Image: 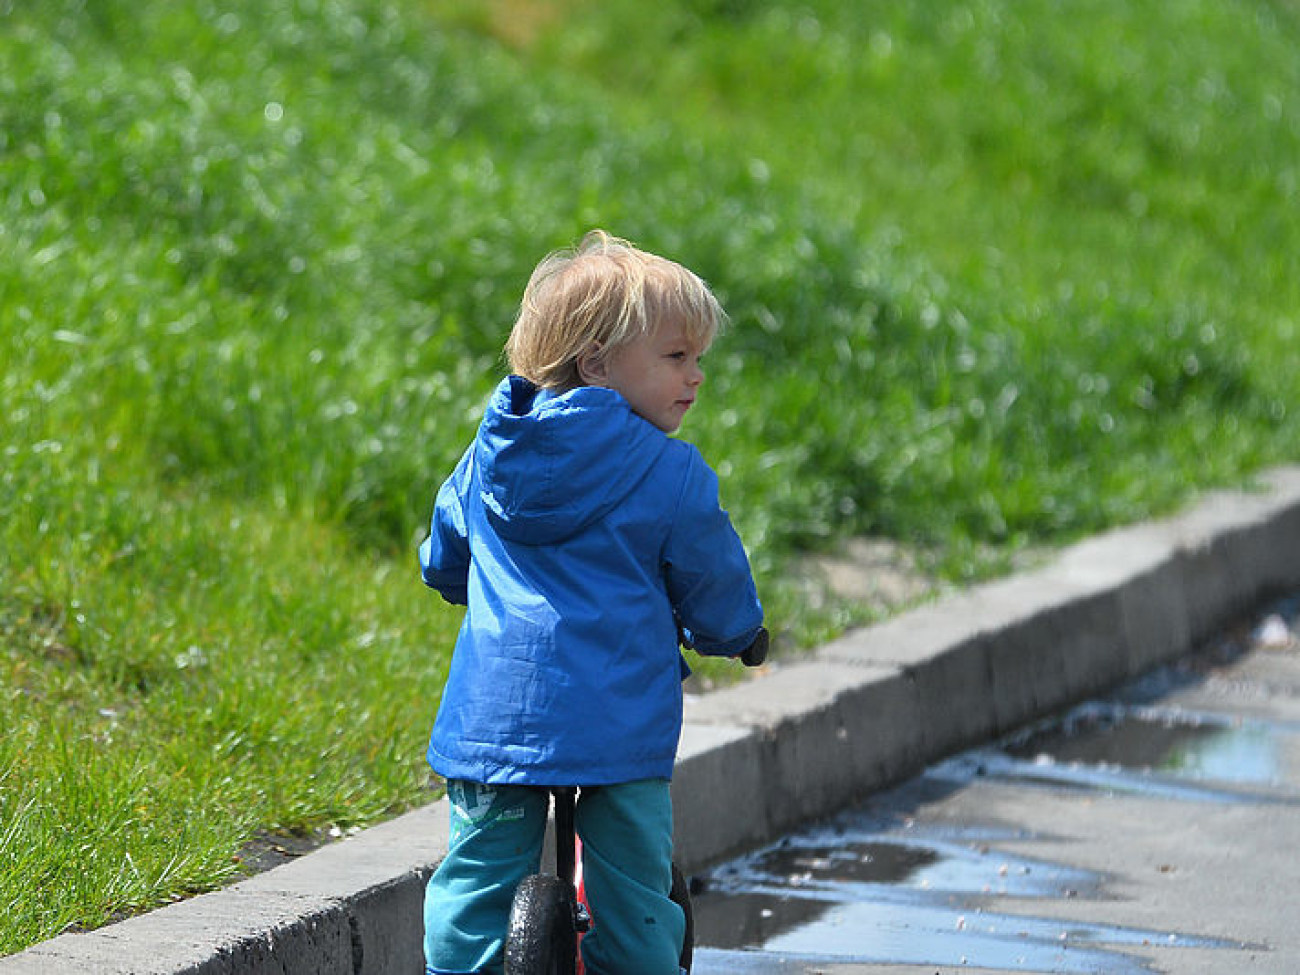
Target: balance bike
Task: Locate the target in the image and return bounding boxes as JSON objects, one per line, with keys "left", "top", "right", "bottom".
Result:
{"left": 503, "top": 628, "right": 769, "bottom": 975}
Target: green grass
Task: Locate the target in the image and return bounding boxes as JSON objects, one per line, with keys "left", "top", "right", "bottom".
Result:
{"left": 464, "top": 0, "right": 1300, "bottom": 547}
{"left": 3, "top": 0, "right": 1299, "bottom": 954}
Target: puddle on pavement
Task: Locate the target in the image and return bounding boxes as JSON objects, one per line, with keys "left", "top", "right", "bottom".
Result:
{"left": 700, "top": 820, "right": 1100, "bottom": 905}
{"left": 1002, "top": 702, "right": 1283, "bottom": 785}
{"left": 693, "top": 638, "right": 1295, "bottom": 972}
{"left": 945, "top": 698, "right": 1300, "bottom": 809}
{"left": 691, "top": 811, "right": 1235, "bottom": 974}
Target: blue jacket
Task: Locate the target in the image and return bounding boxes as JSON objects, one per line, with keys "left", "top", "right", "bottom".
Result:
{"left": 420, "top": 376, "right": 763, "bottom": 786}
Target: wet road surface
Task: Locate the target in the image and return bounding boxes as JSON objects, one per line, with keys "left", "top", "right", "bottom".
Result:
{"left": 689, "top": 597, "right": 1300, "bottom": 974}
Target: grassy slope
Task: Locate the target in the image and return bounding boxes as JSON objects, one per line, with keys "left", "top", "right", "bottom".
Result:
{"left": 465, "top": 0, "right": 1300, "bottom": 546}
{"left": 3, "top": 0, "right": 1299, "bottom": 952}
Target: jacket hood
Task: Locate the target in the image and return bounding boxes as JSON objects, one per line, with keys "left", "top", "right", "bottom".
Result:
{"left": 474, "top": 376, "right": 670, "bottom": 544}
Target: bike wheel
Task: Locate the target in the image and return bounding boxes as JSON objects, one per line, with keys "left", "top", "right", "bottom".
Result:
{"left": 670, "top": 863, "right": 694, "bottom": 973}
{"left": 504, "top": 873, "right": 576, "bottom": 975}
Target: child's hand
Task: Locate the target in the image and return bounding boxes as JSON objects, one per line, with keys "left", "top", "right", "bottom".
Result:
{"left": 740, "top": 628, "right": 769, "bottom": 667}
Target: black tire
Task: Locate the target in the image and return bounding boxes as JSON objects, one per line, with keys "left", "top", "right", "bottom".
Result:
{"left": 670, "top": 862, "right": 694, "bottom": 973}
{"left": 504, "top": 873, "right": 576, "bottom": 975}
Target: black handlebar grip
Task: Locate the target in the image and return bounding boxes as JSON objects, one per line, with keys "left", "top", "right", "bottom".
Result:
{"left": 740, "top": 627, "right": 769, "bottom": 667}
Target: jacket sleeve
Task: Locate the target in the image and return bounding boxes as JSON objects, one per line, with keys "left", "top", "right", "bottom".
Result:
{"left": 663, "top": 448, "right": 763, "bottom": 656}
{"left": 418, "top": 447, "right": 473, "bottom": 605}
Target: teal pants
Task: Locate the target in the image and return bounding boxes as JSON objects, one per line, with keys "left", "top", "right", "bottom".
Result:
{"left": 424, "top": 778, "right": 685, "bottom": 975}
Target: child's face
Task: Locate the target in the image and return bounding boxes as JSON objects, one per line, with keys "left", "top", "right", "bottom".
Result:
{"left": 595, "top": 317, "right": 706, "bottom": 433}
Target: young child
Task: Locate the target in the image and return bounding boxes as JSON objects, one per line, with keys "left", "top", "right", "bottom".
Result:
{"left": 419, "top": 230, "right": 764, "bottom": 975}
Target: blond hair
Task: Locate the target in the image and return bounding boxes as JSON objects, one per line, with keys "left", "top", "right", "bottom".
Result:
{"left": 505, "top": 230, "right": 726, "bottom": 390}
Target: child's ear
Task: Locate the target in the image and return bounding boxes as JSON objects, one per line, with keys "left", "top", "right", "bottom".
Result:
{"left": 576, "top": 343, "right": 607, "bottom": 386}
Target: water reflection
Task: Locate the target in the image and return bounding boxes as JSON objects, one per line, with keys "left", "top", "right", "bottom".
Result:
{"left": 1003, "top": 702, "right": 1283, "bottom": 785}
{"left": 691, "top": 810, "right": 1233, "bottom": 974}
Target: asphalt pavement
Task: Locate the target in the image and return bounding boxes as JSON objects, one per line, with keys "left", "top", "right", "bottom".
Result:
{"left": 689, "top": 596, "right": 1300, "bottom": 973}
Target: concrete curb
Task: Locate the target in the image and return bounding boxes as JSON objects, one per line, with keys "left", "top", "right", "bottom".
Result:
{"left": 8, "top": 465, "right": 1300, "bottom": 974}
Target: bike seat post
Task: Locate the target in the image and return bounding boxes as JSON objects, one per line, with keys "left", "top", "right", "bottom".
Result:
{"left": 552, "top": 787, "right": 578, "bottom": 884}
